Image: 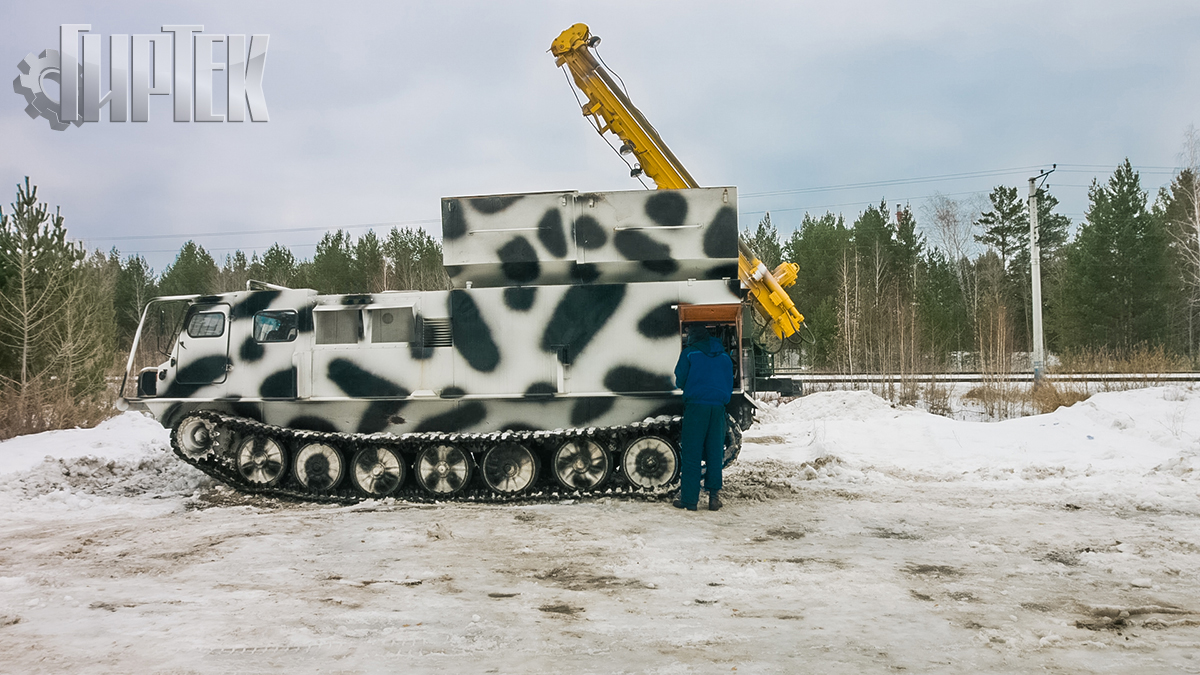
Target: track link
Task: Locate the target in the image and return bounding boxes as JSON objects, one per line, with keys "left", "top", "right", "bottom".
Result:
{"left": 172, "top": 411, "right": 702, "bottom": 504}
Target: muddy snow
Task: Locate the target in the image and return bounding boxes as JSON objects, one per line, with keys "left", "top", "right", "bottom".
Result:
{"left": 2, "top": 388, "right": 1199, "bottom": 674}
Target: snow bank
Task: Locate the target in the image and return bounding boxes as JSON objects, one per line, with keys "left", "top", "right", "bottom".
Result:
{"left": 738, "top": 386, "right": 1200, "bottom": 512}
{"left": 0, "top": 389, "right": 1197, "bottom": 512}
{"left": 0, "top": 412, "right": 209, "bottom": 510}
{"left": 748, "top": 386, "right": 1200, "bottom": 478}
{"left": 0, "top": 412, "right": 169, "bottom": 476}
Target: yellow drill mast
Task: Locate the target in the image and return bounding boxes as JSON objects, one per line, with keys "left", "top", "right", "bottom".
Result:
{"left": 551, "top": 23, "right": 805, "bottom": 339}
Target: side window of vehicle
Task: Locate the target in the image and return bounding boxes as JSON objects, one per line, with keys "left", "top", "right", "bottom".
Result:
{"left": 253, "top": 310, "right": 299, "bottom": 343}
{"left": 186, "top": 311, "right": 225, "bottom": 338}
{"left": 315, "top": 309, "right": 363, "bottom": 345}
{"left": 371, "top": 308, "right": 415, "bottom": 343}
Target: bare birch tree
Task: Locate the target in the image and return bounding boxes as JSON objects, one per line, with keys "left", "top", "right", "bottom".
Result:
{"left": 1164, "top": 126, "right": 1200, "bottom": 359}
{"left": 923, "top": 193, "right": 982, "bottom": 323}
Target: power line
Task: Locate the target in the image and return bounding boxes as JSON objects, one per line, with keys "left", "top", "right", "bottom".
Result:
{"left": 741, "top": 165, "right": 1046, "bottom": 198}
{"left": 1056, "top": 163, "right": 1179, "bottom": 171}
{"left": 741, "top": 163, "right": 1181, "bottom": 199}
{"left": 122, "top": 242, "right": 321, "bottom": 256}
{"left": 739, "top": 189, "right": 990, "bottom": 218}
{"left": 81, "top": 218, "right": 441, "bottom": 243}
{"left": 81, "top": 162, "right": 1186, "bottom": 256}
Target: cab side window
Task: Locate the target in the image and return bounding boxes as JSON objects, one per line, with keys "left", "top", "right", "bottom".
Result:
{"left": 253, "top": 310, "right": 298, "bottom": 343}
{"left": 186, "top": 311, "right": 225, "bottom": 338}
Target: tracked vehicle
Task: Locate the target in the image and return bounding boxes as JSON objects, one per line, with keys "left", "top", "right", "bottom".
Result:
{"left": 116, "top": 24, "right": 806, "bottom": 502}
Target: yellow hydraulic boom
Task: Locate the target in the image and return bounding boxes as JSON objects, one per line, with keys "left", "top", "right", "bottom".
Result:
{"left": 551, "top": 23, "right": 805, "bottom": 339}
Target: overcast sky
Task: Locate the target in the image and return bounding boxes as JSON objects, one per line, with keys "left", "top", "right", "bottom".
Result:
{"left": 3, "top": 1, "right": 1199, "bottom": 272}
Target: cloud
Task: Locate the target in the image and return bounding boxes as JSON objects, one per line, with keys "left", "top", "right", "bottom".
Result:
{"left": 1, "top": 0, "right": 1198, "bottom": 269}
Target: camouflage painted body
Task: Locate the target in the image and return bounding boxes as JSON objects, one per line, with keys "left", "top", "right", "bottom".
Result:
{"left": 125, "top": 187, "right": 754, "bottom": 499}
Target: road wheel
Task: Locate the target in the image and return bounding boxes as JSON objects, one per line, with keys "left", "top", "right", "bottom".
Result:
{"left": 415, "top": 444, "right": 472, "bottom": 496}
{"left": 350, "top": 446, "right": 405, "bottom": 497}
{"left": 235, "top": 435, "right": 286, "bottom": 487}
{"left": 552, "top": 439, "right": 610, "bottom": 491}
{"left": 621, "top": 436, "right": 678, "bottom": 489}
{"left": 294, "top": 442, "right": 344, "bottom": 491}
{"left": 481, "top": 442, "right": 539, "bottom": 495}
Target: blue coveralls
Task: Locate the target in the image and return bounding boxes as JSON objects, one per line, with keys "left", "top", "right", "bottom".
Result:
{"left": 673, "top": 332, "right": 734, "bottom": 507}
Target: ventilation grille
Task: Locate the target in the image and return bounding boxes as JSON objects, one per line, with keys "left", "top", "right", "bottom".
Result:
{"left": 423, "top": 318, "right": 453, "bottom": 348}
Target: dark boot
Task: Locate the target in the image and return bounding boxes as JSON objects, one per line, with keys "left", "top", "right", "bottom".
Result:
{"left": 673, "top": 499, "right": 698, "bottom": 511}
{"left": 708, "top": 491, "right": 722, "bottom": 511}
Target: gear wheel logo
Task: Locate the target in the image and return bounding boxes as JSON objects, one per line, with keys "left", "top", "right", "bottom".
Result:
{"left": 13, "top": 49, "right": 82, "bottom": 131}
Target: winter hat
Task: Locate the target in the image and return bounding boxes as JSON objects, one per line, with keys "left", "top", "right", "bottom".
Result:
{"left": 686, "top": 324, "right": 710, "bottom": 345}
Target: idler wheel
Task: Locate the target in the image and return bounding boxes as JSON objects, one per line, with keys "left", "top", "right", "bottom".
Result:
{"left": 481, "top": 442, "right": 539, "bottom": 495}
{"left": 415, "top": 444, "right": 472, "bottom": 496}
{"left": 552, "top": 439, "right": 610, "bottom": 491}
{"left": 350, "top": 446, "right": 405, "bottom": 497}
{"left": 235, "top": 435, "right": 286, "bottom": 487}
{"left": 621, "top": 435, "right": 678, "bottom": 489}
{"left": 175, "top": 415, "right": 216, "bottom": 460}
{"left": 294, "top": 442, "right": 344, "bottom": 491}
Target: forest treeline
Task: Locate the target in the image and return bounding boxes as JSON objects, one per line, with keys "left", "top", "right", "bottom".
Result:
{"left": 0, "top": 181, "right": 450, "bottom": 437}
{"left": 747, "top": 151, "right": 1200, "bottom": 375}
{"left": 0, "top": 141, "right": 1197, "bottom": 436}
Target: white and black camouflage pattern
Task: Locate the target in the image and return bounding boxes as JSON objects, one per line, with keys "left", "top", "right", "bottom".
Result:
{"left": 133, "top": 187, "right": 754, "bottom": 436}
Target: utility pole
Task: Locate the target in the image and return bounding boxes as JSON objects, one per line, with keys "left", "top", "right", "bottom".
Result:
{"left": 1028, "top": 165, "right": 1055, "bottom": 387}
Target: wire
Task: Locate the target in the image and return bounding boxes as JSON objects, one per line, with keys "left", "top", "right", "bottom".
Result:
{"left": 738, "top": 189, "right": 990, "bottom": 217}
{"left": 1057, "top": 163, "right": 1180, "bottom": 171}
{"left": 741, "top": 163, "right": 1182, "bottom": 199}
{"left": 561, "top": 64, "right": 650, "bottom": 189}
{"left": 594, "top": 46, "right": 631, "bottom": 99}
{"left": 561, "top": 67, "right": 589, "bottom": 123}
{"left": 115, "top": 242, "right": 320, "bottom": 255}
{"left": 789, "top": 322, "right": 817, "bottom": 346}
{"left": 592, "top": 43, "right": 676, "bottom": 188}
{"left": 741, "top": 166, "right": 1045, "bottom": 198}
{"left": 84, "top": 218, "right": 441, "bottom": 243}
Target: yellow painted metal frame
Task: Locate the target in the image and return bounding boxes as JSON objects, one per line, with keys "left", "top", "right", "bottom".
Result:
{"left": 551, "top": 23, "right": 805, "bottom": 338}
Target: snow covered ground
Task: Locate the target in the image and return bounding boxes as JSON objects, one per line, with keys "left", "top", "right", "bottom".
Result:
{"left": 1, "top": 388, "right": 1199, "bottom": 674}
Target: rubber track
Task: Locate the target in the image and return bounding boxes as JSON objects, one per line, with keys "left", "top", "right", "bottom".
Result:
{"left": 172, "top": 410, "right": 693, "bottom": 505}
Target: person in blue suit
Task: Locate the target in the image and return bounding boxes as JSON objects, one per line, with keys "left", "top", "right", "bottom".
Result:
{"left": 673, "top": 324, "right": 734, "bottom": 511}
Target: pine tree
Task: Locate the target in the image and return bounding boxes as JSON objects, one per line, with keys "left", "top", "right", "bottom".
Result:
{"left": 782, "top": 212, "right": 851, "bottom": 365}
{"left": 747, "top": 212, "right": 782, "bottom": 270}
{"left": 354, "top": 230, "right": 387, "bottom": 292}
{"left": 384, "top": 226, "right": 449, "bottom": 291}
{"left": 309, "top": 230, "right": 356, "bottom": 293}
{"left": 113, "top": 252, "right": 156, "bottom": 346}
{"left": 249, "top": 243, "right": 299, "bottom": 287}
{"left": 975, "top": 186, "right": 1027, "bottom": 271}
{"left": 852, "top": 201, "right": 893, "bottom": 308}
{"left": 1004, "top": 188, "right": 1071, "bottom": 273}
{"left": 916, "top": 248, "right": 969, "bottom": 353}
{"left": 215, "top": 250, "right": 250, "bottom": 292}
{"left": 56, "top": 250, "right": 117, "bottom": 398}
{"left": 159, "top": 241, "right": 217, "bottom": 296}
{"left": 892, "top": 205, "right": 923, "bottom": 293}
{"left": 0, "top": 178, "right": 112, "bottom": 431}
{"left": 1061, "top": 160, "right": 1173, "bottom": 350}
{"left": 0, "top": 178, "right": 84, "bottom": 402}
